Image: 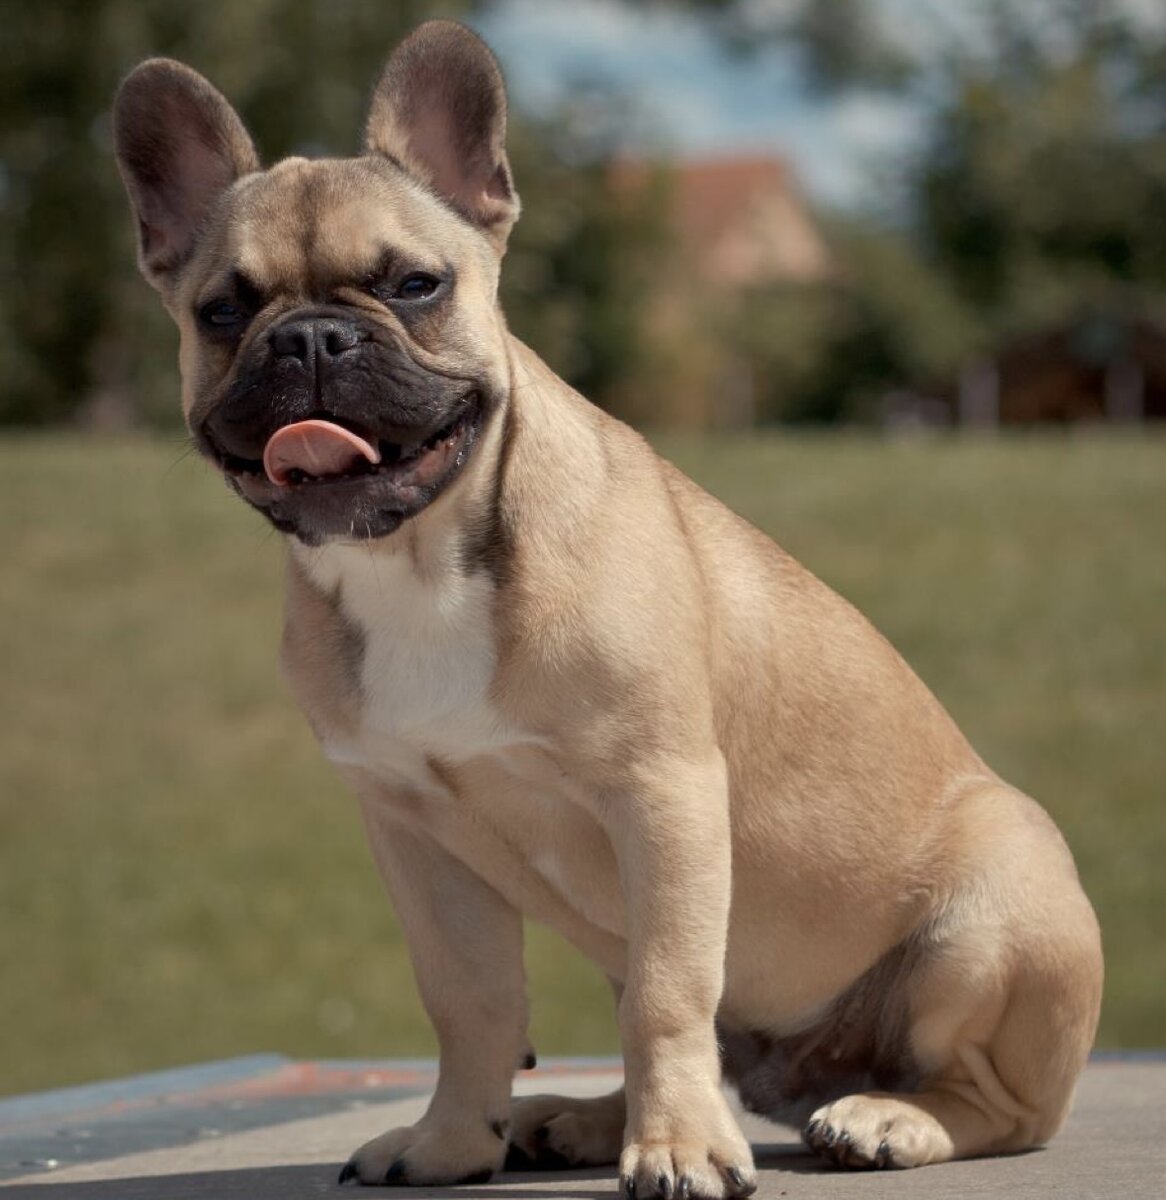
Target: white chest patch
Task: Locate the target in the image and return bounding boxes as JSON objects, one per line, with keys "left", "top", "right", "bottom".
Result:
{"left": 298, "top": 541, "right": 535, "bottom": 789}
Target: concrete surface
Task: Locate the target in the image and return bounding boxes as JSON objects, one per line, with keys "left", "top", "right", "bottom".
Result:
{"left": 2, "top": 1056, "right": 1163, "bottom": 1198}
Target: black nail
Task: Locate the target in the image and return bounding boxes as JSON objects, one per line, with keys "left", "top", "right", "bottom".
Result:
{"left": 876, "top": 1138, "right": 893, "bottom": 1169}
{"left": 821, "top": 1125, "right": 836, "bottom": 1147}
{"left": 658, "top": 1173, "right": 673, "bottom": 1199}
{"left": 804, "top": 1118, "right": 821, "bottom": 1142}
{"left": 337, "top": 1159, "right": 358, "bottom": 1185}
{"left": 383, "top": 1159, "right": 406, "bottom": 1185}
{"left": 728, "top": 1165, "right": 757, "bottom": 1196}
{"left": 677, "top": 1176, "right": 692, "bottom": 1200}
{"left": 491, "top": 1119, "right": 508, "bottom": 1140}
{"left": 621, "top": 1174, "right": 637, "bottom": 1199}
{"left": 523, "top": 1051, "right": 537, "bottom": 1070}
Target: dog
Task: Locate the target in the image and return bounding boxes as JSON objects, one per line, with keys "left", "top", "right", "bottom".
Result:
{"left": 113, "top": 20, "right": 1102, "bottom": 1198}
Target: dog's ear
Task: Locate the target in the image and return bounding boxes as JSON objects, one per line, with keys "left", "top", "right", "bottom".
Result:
{"left": 365, "top": 20, "right": 519, "bottom": 253}
{"left": 113, "top": 59, "right": 259, "bottom": 290}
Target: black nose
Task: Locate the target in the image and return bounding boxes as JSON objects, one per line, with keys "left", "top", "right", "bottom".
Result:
{"left": 269, "top": 317, "right": 363, "bottom": 365}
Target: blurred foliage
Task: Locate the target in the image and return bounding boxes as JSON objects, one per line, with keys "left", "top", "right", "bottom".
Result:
{"left": 918, "top": 11, "right": 1166, "bottom": 328}
{"left": 0, "top": 0, "right": 477, "bottom": 427}
{"left": 683, "top": 0, "right": 1166, "bottom": 424}
{"left": 0, "top": 0, "right": 669, "bottom": 431}
{"left": 502, "top": 100, "right": 674, "bottom": 422}
{"left": 680, "top": 0, "right": 913, "bottom": 90}
{"left": 5, "top": 0, "right": 1166, "bottom": 428}
{"left": 715, "top": 227, "right": 976, "bottom": 424}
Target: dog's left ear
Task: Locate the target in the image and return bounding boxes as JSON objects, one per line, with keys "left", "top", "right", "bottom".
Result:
{"left": 366, "top": 20, "right": 519, "bottom": 253}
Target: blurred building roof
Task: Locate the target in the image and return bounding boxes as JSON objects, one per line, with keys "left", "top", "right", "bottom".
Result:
{"left": 611, "top": 154, "right": 835, "bottom": 289}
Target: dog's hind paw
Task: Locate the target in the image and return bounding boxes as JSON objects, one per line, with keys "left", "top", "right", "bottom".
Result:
{"left": 803, "top": 1093, "right": 955, "bottom": 1169}
{"left": 507, "top": 1090, "right": 625, "bottom": 1170}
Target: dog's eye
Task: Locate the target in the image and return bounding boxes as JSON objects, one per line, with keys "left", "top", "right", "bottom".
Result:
{"left": 364, "top": 269, "right": 445, "bottom": 307}
{"left": 199, "top": 300, "right": 248, "bottom": 329}
{"left": 395, "top": 273, "right": 441, "bottom": 301}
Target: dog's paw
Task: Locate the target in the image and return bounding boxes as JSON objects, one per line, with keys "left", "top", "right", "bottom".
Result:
{"left": 618, "top": 1103, "right": 756, "bottom": 1200}
{"left": 338, "top": 1116, "right": 506, "bottom": 1186}
{"left": 803, "top": 1093, "right": 954, "bottom": 1170}
{"left": 506, "top": 1091, "right": 624, "bottom": 1170}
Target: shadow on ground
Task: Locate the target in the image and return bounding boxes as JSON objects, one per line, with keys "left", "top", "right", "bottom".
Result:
{"left": 1, "top": 1148, "right": 829, "bottom": 1200}
{"left": 1, "top": 1163, "right": 612, "bottom": 1200}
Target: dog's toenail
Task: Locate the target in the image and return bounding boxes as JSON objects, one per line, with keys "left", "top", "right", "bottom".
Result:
{"left": 658, "top": 1173, "right": 673, "bottom": 1198}
{"left": 338, "top": 1159, "right": 358, "bottom": 1185}
{"left": 729, "top": 1165, "right": 757, "bottom": 1197}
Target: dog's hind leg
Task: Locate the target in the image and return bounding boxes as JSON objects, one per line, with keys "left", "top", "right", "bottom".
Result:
{"left": 508, "top": 978, "right": 625, "bottom": 1170}
{"left": 804, "top": 791, "right": 1102, "bottom": 1169}
{"left": 507, "top": 1086, "right": 626, "bottom": 1169}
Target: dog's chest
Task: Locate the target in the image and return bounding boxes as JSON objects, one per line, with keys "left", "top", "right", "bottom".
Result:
{"left": 295, "top": 544, "right": 624, "bottom": 937}
{"left": 300, "top": 543, "right": 533, "bottom": 784}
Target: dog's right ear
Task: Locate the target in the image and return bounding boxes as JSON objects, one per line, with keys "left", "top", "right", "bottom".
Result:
{"left": 113, "top": 60, "right": 259, "bottom": 291}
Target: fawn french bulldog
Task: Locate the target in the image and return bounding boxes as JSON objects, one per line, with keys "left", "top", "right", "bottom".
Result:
{"left": 113, "top": 20, "right": 1102, "bottom": 1197}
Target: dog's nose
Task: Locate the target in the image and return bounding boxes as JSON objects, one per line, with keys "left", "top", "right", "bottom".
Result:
{"left": 269, "top": 317, "right": 363, "bottom": 365}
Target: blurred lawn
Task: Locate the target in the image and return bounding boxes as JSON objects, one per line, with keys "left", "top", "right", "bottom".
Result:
{"left": 1, "top": 430, "right": 1162, "bottom": 1097}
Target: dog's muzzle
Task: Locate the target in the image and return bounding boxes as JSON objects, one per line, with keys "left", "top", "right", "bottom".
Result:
{"left": 196, "top": 311, "right": 486, "bottom": 543}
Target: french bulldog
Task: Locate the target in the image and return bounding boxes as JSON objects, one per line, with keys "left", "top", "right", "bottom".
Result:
{"left": 113, "top": 20, "right": 1102, "bottom": 1198}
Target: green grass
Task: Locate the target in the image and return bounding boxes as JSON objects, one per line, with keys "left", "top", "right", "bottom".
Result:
{"left": 1, "top": 430, "right": 1162, "bottom": 1097}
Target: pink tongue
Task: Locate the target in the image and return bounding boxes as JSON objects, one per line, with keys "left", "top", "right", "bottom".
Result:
{"left": 262, "top": 420, "right": 381, "bottom": 485}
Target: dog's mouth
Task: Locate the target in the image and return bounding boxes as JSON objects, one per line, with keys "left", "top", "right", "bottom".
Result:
{"left": 205, "top": 395, "right": 483, "bottom": 541}
{"left": 218, "top": 403, "right": 478, "bottom": 501}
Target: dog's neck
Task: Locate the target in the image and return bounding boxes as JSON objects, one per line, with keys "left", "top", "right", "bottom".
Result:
{"left": 291, "top": 333, "right": 611, "bottom": 593}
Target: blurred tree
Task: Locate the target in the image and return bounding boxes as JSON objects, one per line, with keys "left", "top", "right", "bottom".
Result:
{"left": 0, "top": 0, "right": 673, "bottom": 430}
{"left": 916, "top": 3, "right": 1166, "bottom": 333}
{"left": 684, "top": 0, "right": 1166, "bottom": 423}
{"left": 8, "top": 0, "right": 1166, "bottom": 429}
{"left": 503, "top": 93, "right": 673, "bottom": 424}
{"left": 681, "top": 0, "right": 915, "bottom": 91}
{"left": 0, "top": 1, "right": 475, "bottom": 427}
{"left": 725, "top": 225, "right": 976, "bottom": 424}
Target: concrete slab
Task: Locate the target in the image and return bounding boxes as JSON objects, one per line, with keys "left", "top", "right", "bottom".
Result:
{"left": 2, "top": 1057, "right": 1163, "bottom": 1198}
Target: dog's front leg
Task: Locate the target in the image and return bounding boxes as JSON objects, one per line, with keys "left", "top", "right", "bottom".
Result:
{"left": 610, "top": 753, "right": 757, "bottom": 1200}
{"left": 339, "top": 785, "right": 525, "bottom": 1188}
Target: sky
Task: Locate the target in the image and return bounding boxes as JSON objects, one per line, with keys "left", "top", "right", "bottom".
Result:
{"left": 474, "top": 0, "right": 928, "bottom": 212}
{"left": 475, "top": 0, "right": 1166, "bottom": 213}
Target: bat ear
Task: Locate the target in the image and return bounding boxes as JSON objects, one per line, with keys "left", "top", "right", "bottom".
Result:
{"left": 365, "top": 20, "right": 519, "bottom": 253}
{"left": 113, "top": 58, "right": 259, "bottom": 289}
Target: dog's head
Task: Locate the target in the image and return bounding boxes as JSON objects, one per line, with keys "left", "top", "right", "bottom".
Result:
{"left": 114, "top": 21, "right": 519, "bottom": 544}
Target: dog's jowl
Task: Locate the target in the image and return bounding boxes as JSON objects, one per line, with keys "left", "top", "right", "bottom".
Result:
{"left": 114, "top": 20, "right": 1102, "bottom": 1198}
